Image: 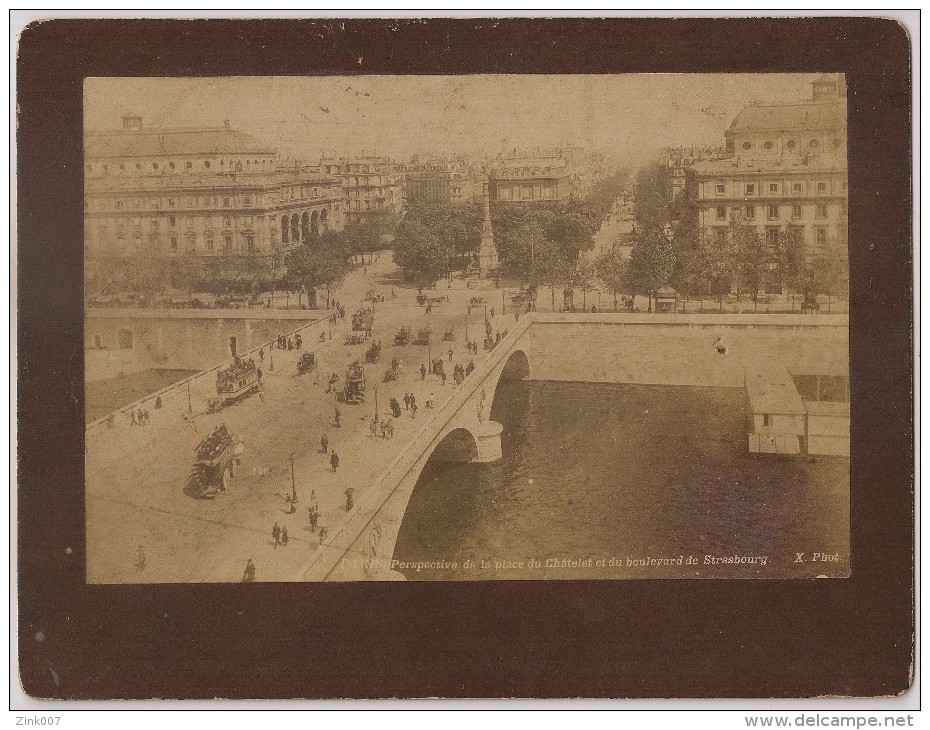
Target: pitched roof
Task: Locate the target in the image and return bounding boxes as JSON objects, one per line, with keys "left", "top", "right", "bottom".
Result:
{"left": 726, "top": 101, "right": 846, "bottom": 135}
{"left": 85, "top": 126, "right": 276, "bottom": 159}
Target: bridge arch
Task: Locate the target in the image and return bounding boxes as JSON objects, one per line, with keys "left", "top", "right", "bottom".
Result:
{"left": 482, "top": 348, "right": 531, "bottom": 423}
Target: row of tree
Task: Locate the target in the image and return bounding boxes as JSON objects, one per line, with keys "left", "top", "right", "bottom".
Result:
{"left": 617, "top": 162, "right": 849, "bottom": 311}
{"left": 391, "top": 168, "right": 633, "bottom": 296}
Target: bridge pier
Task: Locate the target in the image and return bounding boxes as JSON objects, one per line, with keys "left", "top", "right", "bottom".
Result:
{"left": 473, "top": 420, "right": 504, "bottom": 462}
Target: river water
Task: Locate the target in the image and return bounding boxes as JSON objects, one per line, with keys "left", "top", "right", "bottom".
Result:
{"left": 392, "top": 381, "right": 849, "bottom": 581}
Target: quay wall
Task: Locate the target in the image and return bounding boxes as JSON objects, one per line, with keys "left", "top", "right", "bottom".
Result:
{"left": 84, "top": 308, "right": 325, "bottom": 380}
{"left": 520, "top": 313, "right": 849, "bottom": 388}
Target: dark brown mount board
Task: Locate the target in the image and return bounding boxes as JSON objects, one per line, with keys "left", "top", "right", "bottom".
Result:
{"left": 16, "top": 17, "right": 913, "bottom": 699}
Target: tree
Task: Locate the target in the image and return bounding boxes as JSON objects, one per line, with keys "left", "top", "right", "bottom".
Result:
{"left": 596, "top": 246, "right": 628, "bottom": 311}
{"left": 392, "top": 220, "right": 451, "bottom": 287}
{"left": 774, "top": 228, "right": 807, "bottom": 310}
{"left": 285, "top": 232, "right": 350, "bottom": 308}
{"left": 728, "top": 212, "right": 769, "bottom": 309}
{"left": 574, "top": 257, "right": 597, "bottom": 311}
{"left": 625, "top": 228, "right": 675, "bottom": 312}
{"left": 699, "top": 228, "right": 736, "bottom": 312}
{"left": 669, "top": 185, "right": 702, "bottom": 310}
{"left": 633, "top": 161, "right": 672, "bottom": 233}
{"left": 810, "top": 239, "right": 849, "bottom": 312}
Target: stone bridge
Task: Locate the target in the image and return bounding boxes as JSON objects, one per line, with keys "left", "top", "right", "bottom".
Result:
{"left": 296, "top": 311, "right": 848, "bottom": 582}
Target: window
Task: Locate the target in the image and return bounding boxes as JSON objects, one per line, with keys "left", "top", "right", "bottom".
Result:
{"left": 816, "top": 204, "right": 828, "bottom": 219}
{"left": 715, "top": 228, "right": 728, "bottom": 244}
{"left": 809, "top": 139, "right": 819, "bottom": 148}
{"left": 715, "top": 206, "right": 726, "bottom": 220}
{"left": 169, "top": 217, "right": 176, "bottom": 227}
{"left": 186, "top": 161, "right": 192, "bottom": 170}
{"left": 169, "top": 235, "right": 178, "bottom": 251}
{"left": 792, "top": 182, "right": 803, "bottom": 193}
{"left": 133, "top": 198, "right": 141, "bottom": 209}
{"left": 763, "top": 141, "right": 773, "bottom": 150}
{"left": 243, "top": 195, "right": 252, "bottom": 208}
{"left": 815, "top": 228, "right": 827, "bottom": 248}
{"left": 204, "top": 160, "right": 211, "bottom": 168}
{"left": 741, "top": 141, "right": 752, "bottom": 151}
{"left": 766, "top": 228, "right": 779, "bottom": 251}
{"left": 223, "top": 233, "right": 232, "bottom": 250}
{"left": 245, "top": 234, "right": 255, "bottom": 252}
{"left": 745, "top": 183, "right": 755, "bottom": 196}
{"left": 187, "top": 196, "right": 195, "bottom": 207}
{"left": 168, "top": 198, "right": 176, "bottom": 207}
{"left": 205, "top": 233, "right": 214, "bottom": 251}
{"left": 786, "top": 139, "right": 796, "bottom": 150}
{"left": 152, "top": 163, "right": 159, "bottom": 170}
{"left": 223, "top": 217, "right": 231, "bottom": 227}
{"left": 169, "top": 162, "right": 175, "bottom": 170}
{"left": 768, "top": 183, "right": 778, "bottom": 193}
{"left": 151, "top": 219, "right": 159, "bottom": 230}
{"left": 763, "top": 414, "right": 772, "bottom": 427}
{"left": 715, "top": 183, "right": 725, "bottom": 195}
{"left": 243, "top": 216, "right": 253, "bottom": 227}
{"left": 118, "top": 329, "right": 133, "bottom": 350}
{"left": 767, "top": 205, "right": 779, "bottom": 220}
{"left": 115, "top": 201, "right": 123, "bottom": 210}
{"left": 223, "top": 197, "right": 231, "bottom": 207}
{"left": 792, "top": 205, "right": 803, "bottom": 219}
{"left": 745, "top": 205, "right": 755, "bottom": 220}
{"left": 832, "top": 138, "right": 842, "bottom": 149}
{"left": 816, "top": 182, "right": 827, "bottom": 193}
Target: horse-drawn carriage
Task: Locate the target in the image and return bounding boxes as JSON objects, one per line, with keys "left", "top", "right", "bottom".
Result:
{"left": 345, "top": 332, "right": 365, "bottom": 345}
{"left": 442, "top": 328, "right": 455, "bottom": 341}
{"left": 297, "top": 352, "right": 317, "bottom": 374}
{"left": 365, "top": 340, "right": 382, "bottom": 363}
{"left": 415, "top": 326, "right": 432, "bottom": 345}
{"left": 383, "top": 359, "right": 402, "bottom": 382}
{"left": 352, "top": 309, "right": 374, "bottom": 332}
{"left": 394, "top": 326, "right": 411, "bottom": 346}
{"left": 207, "top": 358, "right": 261, "bottom": 413}
{"left": 193, "top": 424, "right": 244, "bottom": 497}
{"left": 343, "top": 361, "right": 366, "bottom": 404}
{"left": 469, "top": 296, "right": 485, "bottom": 308}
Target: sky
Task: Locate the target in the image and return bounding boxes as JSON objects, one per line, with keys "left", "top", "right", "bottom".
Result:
{"left": 85, "top": 74, "right": 825, "bottom": 164}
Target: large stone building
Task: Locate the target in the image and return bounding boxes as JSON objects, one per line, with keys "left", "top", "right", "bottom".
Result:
{"left": 403, "top": 158, "right": 480, "bottom": 206}
{"left": 84, "top": 116, "right": 345, "bottom": 293}
{"left": 320, "top": 154, "right": 402, "bottom": 226}
{"left": 489, "top": 151, "right": 570, "bottom": 205}
{"left": 688, "top": 75, "right": 848, "bottom": 288}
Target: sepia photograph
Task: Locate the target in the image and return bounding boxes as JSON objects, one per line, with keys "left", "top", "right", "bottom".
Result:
{"left": 82, "top": 73, "right": 850, "bottom": 585}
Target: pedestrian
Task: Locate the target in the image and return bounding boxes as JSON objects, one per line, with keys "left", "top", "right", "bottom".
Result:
{"left": 403, "top": 393, "right": 410, "bottom": 411}
{"left": 370, "top": 417, "right": 379, "bottom": 438}
{"left": 131, "top": 409, "right": 138, "bottom": 426}
{"left": 320, "top": 433, "right": 329, "bottom": 453}
{"left": 256, "top": 367, "right": 263, "bottom": 382}
{"left": 330, "top": 451, "right": 339, "bottom": 472}
{"left": 259, "top": 347, "right": 264, "bottom": 362}
{"left": 285, "top": 495, "right": 294, "bottom": 514}
{"left": 491, "top": 307, "right": 495, "bottom": 319}
{"left": 155, "top": 395, "right": 162, "bottom": 409}
{"left": 345, "top": 491, "right": 354, "bottom": 511}
{"left": 448, "top": 348, "right": 454, "bottom": 362}
{"left": 281, "top": 526, "right": 289, "bottom": 546}
{"left": 334, "top": 407, "right": 341, "bottom": 428}
{"left": 272, "top": 522, "right": 281, "bottom": 547}
{"left": 420, "top": 363, "right": 427, "bottom": 380}
{"left": 440, "top": 370, "right": 447, "bottom": 386}
{"left": 318, "top": 525, "right": 327, "bottom": 544}
{"left": 143, "top": 409, "right": 150, "bottom": 425}
{"left": 308, "top": 506, "right": 318, "bottom": 532}
{"left": 242, "top": 558, "right": 255, "bottom": 583}
{"left": 380, "top": 419, "right": 388, "bottom": 439}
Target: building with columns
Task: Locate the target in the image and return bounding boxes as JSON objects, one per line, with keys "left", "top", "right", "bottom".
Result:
{"left": 688, "top": 75, "right": 848, "bottom": 290}
{"left": 84, "top": 116, "right": 345, "bottom": 293}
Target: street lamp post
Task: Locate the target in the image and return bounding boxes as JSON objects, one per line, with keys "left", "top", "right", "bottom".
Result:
{"left": 269, "top": 341, "right": 275, "bottom": 371}
{"left": 502, "top": 288, "right": 506, "bottom": 314}
{"left": 187, "top": 382, "right": 192, "bottom": 414}
{"left": 289, "top": 453, "right": 296, "bottom": 502}
{"left": 374, "top": 384, "right": 379, "bottom": 423}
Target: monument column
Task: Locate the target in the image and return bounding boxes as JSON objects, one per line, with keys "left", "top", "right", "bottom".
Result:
{"left": 478, "top": 178, "right": 499, "bottom": 279}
